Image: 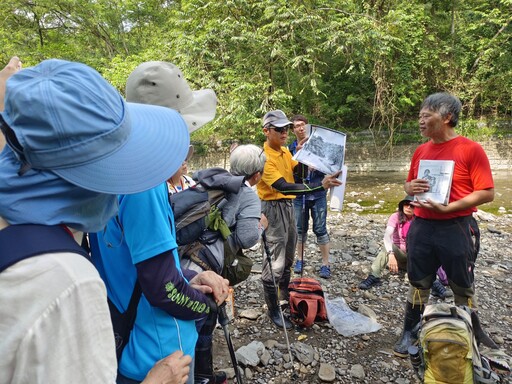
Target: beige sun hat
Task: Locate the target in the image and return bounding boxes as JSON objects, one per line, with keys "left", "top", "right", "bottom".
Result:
{"left": 126, "top": 61, "right": 217, "bottom": 133}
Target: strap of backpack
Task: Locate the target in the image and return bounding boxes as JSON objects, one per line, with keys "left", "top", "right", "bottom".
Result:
{"left": 292, "top": 297, "right": 319, "bottom": 327}
{"left": 0, "top": 224, "right": 89, "bottom": 272}
{"left": 303, "top": 299, "right": 318, "bottom": 326}
{"left": 123, "top": 280, "right": 142, "bottom": 328}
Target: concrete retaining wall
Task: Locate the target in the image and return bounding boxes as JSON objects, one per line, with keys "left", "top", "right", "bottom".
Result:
{"left": 1, "top": 133, "right": 510, "bottom": 173}
{"left": 191, "top": 138, "right": 512, "bottom": 173}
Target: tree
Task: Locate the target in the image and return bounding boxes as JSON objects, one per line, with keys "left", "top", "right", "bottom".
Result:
{"left": 1, "top": 0, "right": 510, "bottom": 152}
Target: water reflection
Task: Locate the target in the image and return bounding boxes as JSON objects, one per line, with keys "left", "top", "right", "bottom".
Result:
{"left": 343, "top": 171, "right": 511, "bottom": 214}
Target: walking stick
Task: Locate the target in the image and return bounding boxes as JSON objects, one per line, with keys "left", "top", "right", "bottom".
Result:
{"left": 299, "top": 193, "right": 306, "bottom": 277}
{"left": 261, "top": 231, "right": 294, "bottom": 364}
{"left": 218, "top": 302, "right": 244, "bottom": 384}
{"left": 297, "top": 165, "right": 309, "bottom": 276}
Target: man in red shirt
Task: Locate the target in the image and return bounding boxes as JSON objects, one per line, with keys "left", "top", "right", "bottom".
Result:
{"left": 393, "top": 92, "right": 494, "bottom": 357}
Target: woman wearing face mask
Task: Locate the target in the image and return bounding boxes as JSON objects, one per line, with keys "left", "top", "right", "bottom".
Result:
{"left": 358, "top": 196, "right": 450, "bottom": 300}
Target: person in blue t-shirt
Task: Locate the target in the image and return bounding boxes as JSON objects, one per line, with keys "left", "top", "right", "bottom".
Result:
{"left": 90, "top": 61, "right": 229, "bottom": 384}
{"left": 288, "top": 114, "right": 332, "bottom": 279}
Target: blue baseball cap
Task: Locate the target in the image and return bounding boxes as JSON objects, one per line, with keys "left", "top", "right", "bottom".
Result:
{"left": 1, "top": 59, "right": 190, "bottom": 194}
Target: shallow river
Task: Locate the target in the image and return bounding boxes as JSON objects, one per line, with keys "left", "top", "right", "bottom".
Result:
{"left": 342, "top": 171, "right": 511, "bottom": 214}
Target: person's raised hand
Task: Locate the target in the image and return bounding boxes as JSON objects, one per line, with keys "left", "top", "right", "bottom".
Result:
{"left": 189, "top": 270, "right": 230, "bottom": 305}
{"left": 142, "top": 350, "right": 192, "bottom": 384}
{"left": 295, "top": 136, "right": 309, "bottom": 152}
{"left": 321, "top": 170, "right": 343, "bottom": 190}
{"left": 0, "top": 57, "right": 22, "bottom": 112}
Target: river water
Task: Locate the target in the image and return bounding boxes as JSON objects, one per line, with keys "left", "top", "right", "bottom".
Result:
{"left": 343, "top": 171, "right": 511, "bottom": 214}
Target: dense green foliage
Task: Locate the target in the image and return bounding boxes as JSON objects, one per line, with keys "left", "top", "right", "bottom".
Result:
{"left": 1, "top": 0, "right": 511, "bottom": 150}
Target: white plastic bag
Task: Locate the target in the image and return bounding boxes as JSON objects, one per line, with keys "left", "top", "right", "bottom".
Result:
{"left": 325, "top": 295, "right": 382, "bottom": 337}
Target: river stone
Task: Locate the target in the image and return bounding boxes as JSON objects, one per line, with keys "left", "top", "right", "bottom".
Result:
{"left": 292, "top": 342, "right": 315, "bottom": 365}
{"left": 358, "top": 303, "right": 378, "bottom": 320}
{"left": 350, "top": 364, "right": 365, "bottom": 379}
{"left": 318, "top": 362, "right": 336, "bottom": 382}
{"left": 239, "top": 308, "right": 261, "bottom": 320}
{"left": 235, "top": 341, "right": 265, "bottom": 367}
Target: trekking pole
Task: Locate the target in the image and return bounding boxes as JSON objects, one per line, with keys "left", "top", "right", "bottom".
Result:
{"left": 299, "top": 193, "right": 306, "bottom": 277}
{"left": 217, "top": 302, "right": 244, "bottom": 384}
{"left": 261, "top": 231, "right": 294, "bottom": 364}
{"left": 298, "top": 167, "right": 309, "bottom": 277}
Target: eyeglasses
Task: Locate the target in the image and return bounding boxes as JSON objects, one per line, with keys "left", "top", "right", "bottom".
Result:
{"left": 293, "top": 122, "right": 306, "bottom": 129}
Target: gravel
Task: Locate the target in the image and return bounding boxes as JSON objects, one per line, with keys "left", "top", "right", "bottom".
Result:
{"left": 212, "top": 210, "right": 512, "bottom": 383}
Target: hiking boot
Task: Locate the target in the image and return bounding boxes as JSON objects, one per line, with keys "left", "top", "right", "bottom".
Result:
{"left": 195, "top": 330, "right": 228, "bottom": 384}
{"left": 294, "top": 259, "right": 304, "bottom": 274}
{"left": 195, "top": 372, "right": 227, "bottom": 384}
{"left": 263, "top": 283, "right": 293, "bottom": 329}
{"left": 268, "top": 306, "right": 293, "bottom": 329}
{"left": 319, "top": 265, "right": 331, "bottom": 279}
{"left": 394, "top": 302, "right": 423, "bottom": 358}
{"left": 431, "top": 279, "right": 451, "bottom": 299}
{"left": 358, "top": 274, "right": 381, "bottom": 290}
{"left": 393, "top": 331, "right": 415, "bottom": 358}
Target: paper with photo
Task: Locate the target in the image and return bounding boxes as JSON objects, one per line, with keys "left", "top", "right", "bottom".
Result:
{"left": 293, "top": 125, "right": 346, "bottom": 175}
{"left": 416, "top": 159, "right": 455, "bottom": 205}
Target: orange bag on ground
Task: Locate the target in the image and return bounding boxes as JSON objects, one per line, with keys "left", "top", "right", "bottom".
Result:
{"left": 288, "top": 277, "right": 328, "bottom": 327}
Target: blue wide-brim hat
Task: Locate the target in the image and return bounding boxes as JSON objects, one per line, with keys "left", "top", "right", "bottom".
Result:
{"left": 1, "top": 59, "right": 190, "bottom": 194}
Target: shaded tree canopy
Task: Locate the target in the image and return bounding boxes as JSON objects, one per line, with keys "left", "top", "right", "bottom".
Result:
{"left": 1, "top": 0, "right": 511, "bottom": 152}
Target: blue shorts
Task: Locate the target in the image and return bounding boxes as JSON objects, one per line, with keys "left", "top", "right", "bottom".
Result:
{"left": 293, "top": 196, "right": 329, "bottom": 244}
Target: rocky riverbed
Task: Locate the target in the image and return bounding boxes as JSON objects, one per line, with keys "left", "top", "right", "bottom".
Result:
{"left": 211, "top": 209, "right": 512, "bottom": 383}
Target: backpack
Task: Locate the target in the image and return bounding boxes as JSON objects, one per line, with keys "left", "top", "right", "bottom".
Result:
{"left": 288, "top": 277, "right": 328, "bottom": 327}
{"left": 0, "top": 224, "right": 89, "bottom": 272}
{"left": 221, "top": 239, "right": 253, "bottom": 286}
{"left": 107, "top": 280, "right": 141, "bottom": 361}
{"left": 172, "top": 168, "right": 254, "bottom": 285}
{"left": 411, "top": 303, "right": 499, "bottom": 384}
{"left": 170, "top": 167, "right": 245, "bottom": 246}
{"left": 1, "top": 224, "right": 145, "bottom": 364}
